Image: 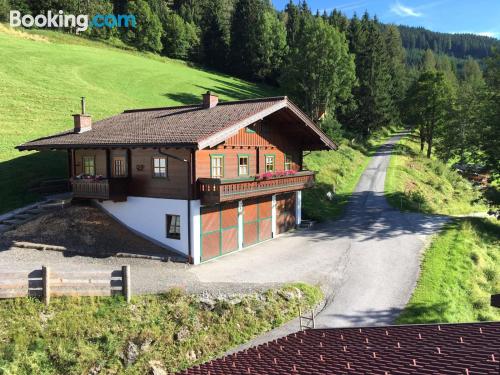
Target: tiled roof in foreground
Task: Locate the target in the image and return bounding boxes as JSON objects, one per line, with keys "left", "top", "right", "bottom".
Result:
{"left": 17, "top": 96, "right": 336, "bottom": 151}
{"left": 178, "top": 322, "right": 500, "bottom": 374}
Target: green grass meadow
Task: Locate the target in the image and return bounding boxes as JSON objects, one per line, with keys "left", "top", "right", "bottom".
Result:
{"left": 385, "top": 132, "right": 488, "bottom": 215}
{"left": 397, "top": 217, "right": 500, "bottom": 324}
{"left": 0, "top": 284, "right": 322, "bottom": 374}
{"left": 0, "top": 25, "right": 277, "bottom": 213}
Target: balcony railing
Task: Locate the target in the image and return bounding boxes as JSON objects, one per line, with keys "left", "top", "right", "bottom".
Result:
{"left": 198, "top": 171, "right": 315, "bottom": 205}
{"left": 71, "top": 178, "right": 128, "bottom": 201}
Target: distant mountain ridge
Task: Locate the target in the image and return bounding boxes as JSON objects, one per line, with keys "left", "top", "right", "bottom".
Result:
{"left": 398, "top": 25, "right": 499, "bottom": 60}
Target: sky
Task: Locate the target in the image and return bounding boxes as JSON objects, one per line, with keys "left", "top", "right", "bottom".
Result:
{"left": 271, "top": 0, "right": 500, "bottom": 39}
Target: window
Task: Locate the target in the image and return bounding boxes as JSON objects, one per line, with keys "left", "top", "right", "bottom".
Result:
{"left": 166, "top": 214, "right": 181, "bottom": 240}
{"left": 113, "top": 157, "right": 127, "bottom": 177}
{"left": 238, "top": 155, "right": 249, "bottom": 176}
{"left": 82, "top": 156, "right": 95, "bottom": 175}
{"left": 153, "top": 157, "right": 167, "bottom": 178}
{"left": 211, "top": 155, "right": 224, "bottom": 178}
{"left": 265, "top": 155, "right": 275, "bottom": 172}
{"left": 284, "top": 154, "right": 292, "bottom": 171}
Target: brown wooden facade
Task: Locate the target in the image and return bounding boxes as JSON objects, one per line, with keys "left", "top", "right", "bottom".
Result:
{"left": 69, "top": 115, "right": 314, "bottom": 205}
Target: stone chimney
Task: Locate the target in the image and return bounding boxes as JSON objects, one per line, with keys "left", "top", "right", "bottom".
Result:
{"left": 202, "top": 91, "right": 218, "bottom": 109}
{"left": 73, "top": 97, "right": 92, "bottom": 133}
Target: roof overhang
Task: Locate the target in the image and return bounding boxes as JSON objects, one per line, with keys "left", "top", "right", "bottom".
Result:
{"left": 16, "top": 142, "right": 197, "bottom": 151}
{"left": 196, "top": 97, "right": 338, "bottom": 150}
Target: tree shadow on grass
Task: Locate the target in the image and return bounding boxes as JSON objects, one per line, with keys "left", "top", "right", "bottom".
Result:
{"left": 0, "top": 151, "right": 67, "bottom": 215}
{"left": 396, "top": 302, "right": 453, "bottom": 324}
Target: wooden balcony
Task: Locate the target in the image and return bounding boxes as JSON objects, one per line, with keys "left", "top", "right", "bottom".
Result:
{"left": 198, "top": 171, "right": 316, "bottom": 205}
{"left": 71, "top": 178, "right": 128, "bottom": 202}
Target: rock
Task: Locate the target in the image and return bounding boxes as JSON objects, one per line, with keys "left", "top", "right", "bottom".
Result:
{"left": 141, "top": 338, "right": 153, "bottom": 352}
{"left": 174, "top": 326, "right": 190, "bottom": 342}
{"left": 125, "top": 341, "right": 139, "bottom": 365}
{"left": 149, "top": 360, "right": 167, "bottom": 375}
{"left": 278, "top": 287, "right": 303, "bottom": 301}
{"left": 227, "top": 297, "right": 242, "bottom": 305}
{"left": 186, "top": 350, "right": 197, "bottom": 361}
{"left": 199, "top": 297, "right": 216, "bottom": 310}
{"left": 88, "top": 365, "right": 101, "bottom": 375}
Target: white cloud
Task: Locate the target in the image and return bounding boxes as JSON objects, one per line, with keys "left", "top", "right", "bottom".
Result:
{"left": 390, "top": 2, "right": 423, "bottom": 17}
{"left": 476, "top": 31, "right": 499, "bottom": 38}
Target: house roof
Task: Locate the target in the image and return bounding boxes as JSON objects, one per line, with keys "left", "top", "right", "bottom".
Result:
{"left": 17, "top": 96, "right": 337, "bottom": 151}
{"left": 177, "top": 322, "right": 500, "bottom": 374}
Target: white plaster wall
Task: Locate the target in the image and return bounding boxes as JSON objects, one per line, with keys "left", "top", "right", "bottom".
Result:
{"left": 295, "top": 191, "right": 302, "bottom": 225}
{"left": 238, "top": 200, "right": 244, "bottom": 249}
{"left": 98, "top": 197, "right": 200, "bottom": 261}
{"left": 271, "top": 194, "right": 277, "bottom": 237}
{"left": 190, "top": 199, "right": 201, "bottom": 265}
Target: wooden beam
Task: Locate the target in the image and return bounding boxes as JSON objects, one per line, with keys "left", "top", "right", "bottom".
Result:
{"left": 42, "top": 265, "right": 50, "bottom": 306}
{"left": 106, "top": 149, "right": 111, "bottom": 178}
{"left": 122, "top": 265, "right": 131, "bottom": 303}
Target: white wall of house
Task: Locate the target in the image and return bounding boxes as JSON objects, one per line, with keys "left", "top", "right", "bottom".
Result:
{"left": 295, "top": 190, "right": 302, "bottom": 225}
{"left": 97, "top": 197, "right": 201, "bottom": 263}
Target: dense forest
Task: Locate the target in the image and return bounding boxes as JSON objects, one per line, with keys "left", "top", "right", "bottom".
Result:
{"left": 398, "top": 25, "right": 499, "bottom": 59}
{"left": 0, "top": 0, "right": 498, "bottom": 175}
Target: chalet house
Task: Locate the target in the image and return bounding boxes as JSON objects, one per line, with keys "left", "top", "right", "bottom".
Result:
{"left": 17, "top": 93, "right": 336, "bottom": 264}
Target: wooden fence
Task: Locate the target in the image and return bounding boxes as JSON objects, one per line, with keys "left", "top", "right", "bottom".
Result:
{"left": 0, "top": 265, "right": 131, "bottom": 304}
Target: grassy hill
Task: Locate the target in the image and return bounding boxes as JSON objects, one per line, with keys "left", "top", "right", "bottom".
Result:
{"left": 385, "top": 133, "right": 488, "bottom": 215}
{"left": 397, "top": 217, "right": 500, "bottom": 324}
{"left": 0, "top": 25, "right": 277, "bottom": 213}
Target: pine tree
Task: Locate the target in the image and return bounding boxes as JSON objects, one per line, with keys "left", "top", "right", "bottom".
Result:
{"left": 422, "top": 49, "right": 437, "bottom": 71}
{"left": 279, "top": 16, "right": 356, "bottom": 122}
{"left": 384, "top": 24, "right": 407, "bottom": 123}
{"left": 345, "top": 13, "right": 394, "bottom": 136}
{"left": 199, "top": 0, "right": 232, "bottom": 69}
{"left": 230, "top": 0, "right": 286, "bottom": 81}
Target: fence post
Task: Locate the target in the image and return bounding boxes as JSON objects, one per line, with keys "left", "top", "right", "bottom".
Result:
{"left": 122, "top": 265, "right": 131, "bottom": 303}
{"left": 42, "top": 265, "right": 50, "bottom": 306}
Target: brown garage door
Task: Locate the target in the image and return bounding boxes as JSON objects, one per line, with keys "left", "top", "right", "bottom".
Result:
{"left": 200, "top": 202, "right": 239, "bottom": 262}
{"left": 243, "top": 196, "right": 272, "bottom": 247}
{"left": 276, "top": 193, "right": 296, "bottom": 234}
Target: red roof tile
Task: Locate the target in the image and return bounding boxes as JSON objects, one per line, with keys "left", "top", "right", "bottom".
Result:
{"left": 178, "top": 322, "right": 500, "bottom": 374}
{"left": 17, "top": 97, "right": 336, "bottom": 151}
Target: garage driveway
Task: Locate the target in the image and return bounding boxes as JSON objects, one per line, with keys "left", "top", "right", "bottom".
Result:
{"left": 0, "top": 132, "right": 447, "bottom": 327}
{"left": 191, "top": 132, "right": 448, "bottom": 327}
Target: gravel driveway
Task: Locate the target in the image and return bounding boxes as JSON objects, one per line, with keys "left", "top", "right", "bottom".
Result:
{"left": 0, "top": 132, "right": 447, "bottom": 326}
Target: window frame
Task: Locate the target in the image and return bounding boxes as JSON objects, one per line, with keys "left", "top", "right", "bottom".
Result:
{"left": 238, "top": 154, "right": 250, "bottom": 176}
{"left": 210, "top": 154, "right": 224, "bottom": 178}
{"left": 152, "top": 156, "right": 167, "bottom": 178}
{"left": 264, "top": 154, "right": 275, "bottom": 173}
{"left": 82, "top": 156, "right": 96, "bottom": 176}
{"left": 166, "top": 214, "right": 181, "bottom": 240}
{"left": 284, "top": 154, "right": 293, "bottom": 171}
{"left": 112, "top": 156, "right": 127, "bottom": 178}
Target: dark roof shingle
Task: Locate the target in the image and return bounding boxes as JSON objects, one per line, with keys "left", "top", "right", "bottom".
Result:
{"left": 17, "top": 96, "right": 335, "bottom": 150}
{"left": 178, "top": 322, "right": 500, "bottom": 374}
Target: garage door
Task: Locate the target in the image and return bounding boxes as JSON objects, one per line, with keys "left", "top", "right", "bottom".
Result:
{"left": 200, "top": 202, "right": 239, "bottom": 262}
{"left": 276, "top": 193, "right": 296, "bottom": 234}
{"left": 243, "top": 196, "right": 272, "bottom": 247}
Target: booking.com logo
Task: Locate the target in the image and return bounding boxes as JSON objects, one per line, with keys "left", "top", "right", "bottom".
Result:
{"left": 10, "top": 10, "right": 136, "bottom": 33}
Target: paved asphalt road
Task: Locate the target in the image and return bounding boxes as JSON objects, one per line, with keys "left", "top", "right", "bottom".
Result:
{"left": 192, "top": 132, "right": 448, "bottom": 327}
{"left": 0, "top": 131, "right": 448, "bottom": 328}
